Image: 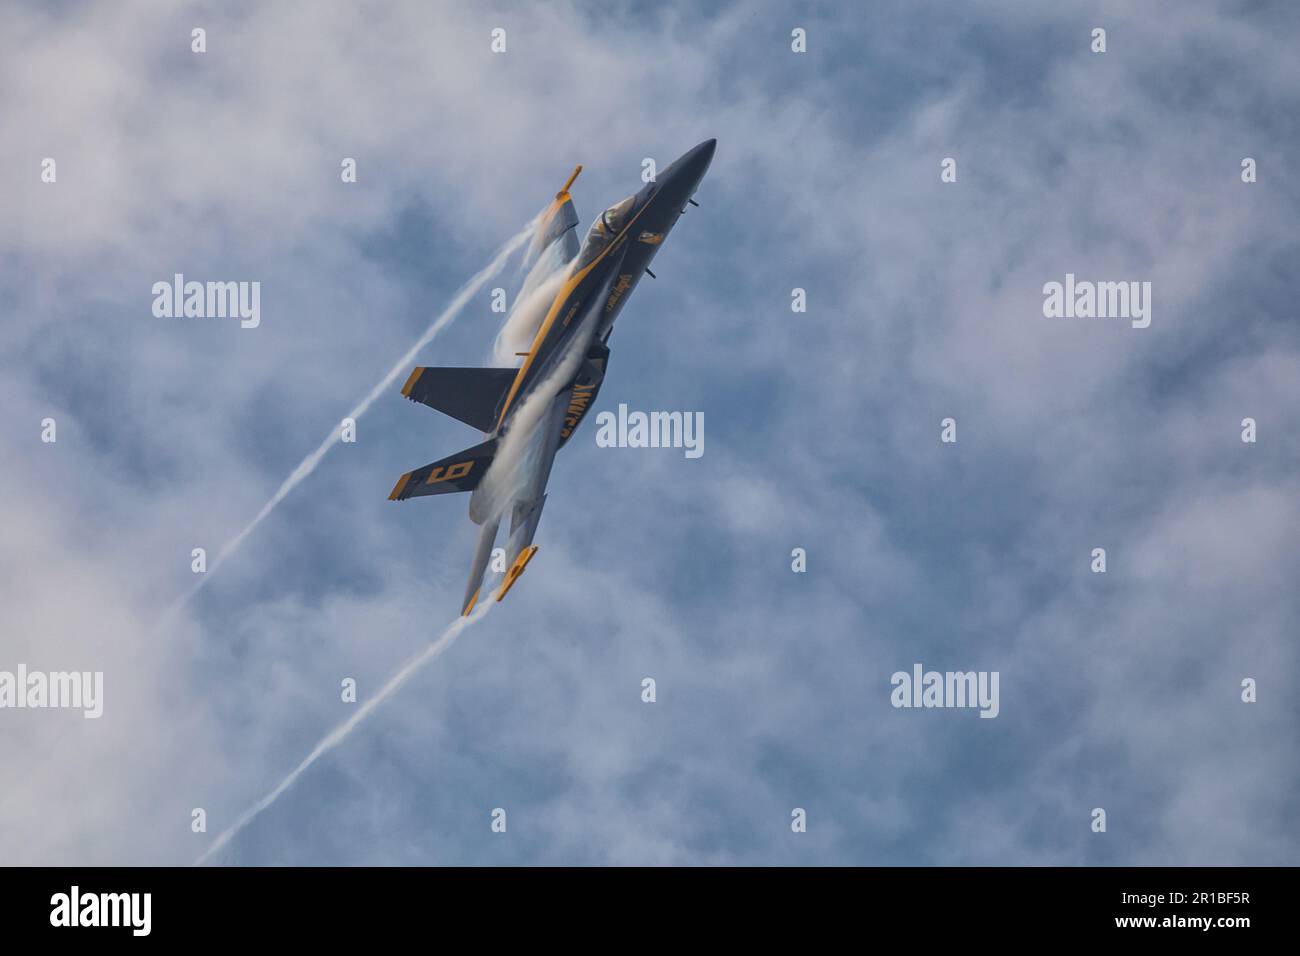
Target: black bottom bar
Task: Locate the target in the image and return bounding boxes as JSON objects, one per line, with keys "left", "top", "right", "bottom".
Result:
{"left": 0, "top": 866, "right": 1283, "bottom": 942}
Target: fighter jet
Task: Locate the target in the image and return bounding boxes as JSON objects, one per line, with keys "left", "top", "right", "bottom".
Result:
{"left": 388, "top": 139, "right": 717, "bottom": 614}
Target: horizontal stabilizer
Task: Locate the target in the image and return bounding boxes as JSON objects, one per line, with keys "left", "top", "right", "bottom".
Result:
{"left": 401, "top": 366, "right": 519, "bottom": 433}
{"left": 389, "top": 438, "right": 498, "bottom": 501}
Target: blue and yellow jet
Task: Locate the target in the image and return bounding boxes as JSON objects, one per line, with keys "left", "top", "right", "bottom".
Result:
{"left": 389, "top": 139, "right": 717, "bottom": 614}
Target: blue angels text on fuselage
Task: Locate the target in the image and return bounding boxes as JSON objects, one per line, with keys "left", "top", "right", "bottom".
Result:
{"left": 388, "top": 139, "right": 717, "bottom": 615}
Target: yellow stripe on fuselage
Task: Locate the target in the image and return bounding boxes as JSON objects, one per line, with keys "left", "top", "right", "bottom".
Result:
{"left": 495, "top": 200, "right": 654, "bottom": 430}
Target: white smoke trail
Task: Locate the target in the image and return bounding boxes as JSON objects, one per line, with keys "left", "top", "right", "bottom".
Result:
{"left": 12, "top": 220, "right": 539, "bottom": 818}
{"left": 194, "top": 599, "right": 492, "bottom": 865}
{"left": 164, "top": 217, "right": 538, "bottom": 619}
{"left": 472, "top": 307, "right": 601, "bottom": 525}
{"left": 491, "top": 266, "right": 568, "bottom": 367}
{"left": 494, "top": 208, "right": 577, "bottom": 365}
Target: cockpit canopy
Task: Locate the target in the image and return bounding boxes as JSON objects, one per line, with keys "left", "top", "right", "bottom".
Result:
{"left": 577, "top": 195, "right": 636, "bottom": 268}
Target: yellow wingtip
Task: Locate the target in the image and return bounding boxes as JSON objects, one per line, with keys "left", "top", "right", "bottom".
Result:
{"left": 388, "top": 472, "right": 412, "bottom": 500}
{"left": 495, "top": 546, "right": 539, "bottom": 602}
{"left": 400, "top": 367, "right": 425, "bottom": 397}
{"left": 557, "top": 165, "right": 582, "bottom": 200}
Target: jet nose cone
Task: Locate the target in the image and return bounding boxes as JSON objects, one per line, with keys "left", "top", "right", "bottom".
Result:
{"left": 682, "top": 138, "right": 717, "bottom": 175}
{"left": 661, "top": 138, "right": 717, "bottom": 202}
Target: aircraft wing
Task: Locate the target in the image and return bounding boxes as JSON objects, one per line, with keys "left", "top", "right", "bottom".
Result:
{"left": 528, "top": 166, "right": 582, "bottom": 268}
{"left": 465, "top": 220, "right": 614, "bottom": 612}
{"left": 460, "top": 515, "right": 500, "bottom": 615}
{"left": 493, "top": 386, "right": 569, "bottom": 603}
{"left": 458, "top": 387, "right": 568, "bottom": 614}
{"left": 490, "top": 261, "right": 619, "bottom": 604}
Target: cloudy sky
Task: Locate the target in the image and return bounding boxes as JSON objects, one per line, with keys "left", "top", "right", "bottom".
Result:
{"left": 1, "top": 0, "right": 1297, "bottom": 865}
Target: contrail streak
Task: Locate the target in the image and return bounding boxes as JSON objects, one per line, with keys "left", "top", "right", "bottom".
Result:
{"left": 474, "top": 306, "right": 600, "bottom": 524}
{"left": 194, "top": 600, "right": 492, "bottom": 865}
{"left": 8, "top": 220, "right": 538, "bottom": 823}
{"left": 165, "top": 217, "right": 538, "bottom": 618}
